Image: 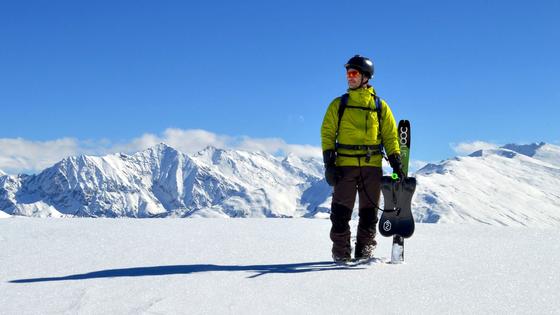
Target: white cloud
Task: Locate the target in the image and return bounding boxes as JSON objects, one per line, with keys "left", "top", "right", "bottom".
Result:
{"left": 450, "top": 141, "right": 499, "bottom": 155}
{"left": 0, "top": 129, "right": 322, "bottom": 175}
{"left": 0, "top": 137, "right": 81, "bottom": 175}
{"left": 236, "top": 136, "right": 321, "bottom": 158}
{"left": 108, "top": 129, "right": 234, "bottom": 155}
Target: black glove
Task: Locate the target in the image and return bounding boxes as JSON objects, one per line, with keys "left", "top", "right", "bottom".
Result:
{"left": 388, "top": 154, "right": 405, "bottom": 180}
{"left": 323, "top": 150, "right": 339, "bottom": 186}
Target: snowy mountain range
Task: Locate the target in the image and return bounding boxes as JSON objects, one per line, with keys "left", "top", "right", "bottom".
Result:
{"left": 1, "top": 142, "right": 559, "bottom": 226}
{"left": 0, "top": 144, "right": 329, "bottom": 218}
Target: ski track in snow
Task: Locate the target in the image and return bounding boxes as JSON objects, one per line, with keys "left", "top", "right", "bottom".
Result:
{"left": 1, "top": 218, "right": 559, "bottom": 314}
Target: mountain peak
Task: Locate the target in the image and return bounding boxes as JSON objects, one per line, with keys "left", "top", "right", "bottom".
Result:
{"left": 500, "top": 142, "right": 546, "bottom": 157}
{"left": 149, "top": 142, "right": 175, "bottom": 152}
{"left": 193, "top": 145, "right": 227, "bottom": 160}
{"left": 468, "top": 148, "right": 517, "bottom": 159}
{"left": 197, "top": 145, "right": 222, "bottom": 154}
{"left": 139, "top": 143, "right": 183, "bottom": 158}
{"left": 54, "top": 153, "right": 93, "bottom": 169}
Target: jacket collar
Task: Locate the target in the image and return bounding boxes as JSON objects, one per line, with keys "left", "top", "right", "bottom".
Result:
{"left": 347, "top": 85, "right": 377, "bottom": 104}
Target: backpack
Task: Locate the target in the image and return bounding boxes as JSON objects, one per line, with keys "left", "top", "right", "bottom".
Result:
{"left": 335, "top": 93, "right": 385, "bottom": 161}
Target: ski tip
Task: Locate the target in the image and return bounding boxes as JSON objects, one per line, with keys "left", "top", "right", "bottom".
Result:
{"left": 343, "top": 257, "right": 391, "bottom": 266}
{"left": 388, "top": 260, "right": 406, "bottom": 265}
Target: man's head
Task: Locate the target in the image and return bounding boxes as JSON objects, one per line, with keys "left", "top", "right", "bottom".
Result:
{"left": 345, "top": 55, "right": 374, "bottom": 89}
{"left": 346, "top": 68, "right": 364, "bottom": 89}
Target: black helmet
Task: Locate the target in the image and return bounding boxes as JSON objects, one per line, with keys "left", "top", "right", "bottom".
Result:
{"left": 345, "top": 55, "right": 374, "bottom": 79}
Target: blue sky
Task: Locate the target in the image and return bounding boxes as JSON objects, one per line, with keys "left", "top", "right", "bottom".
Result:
{"left": 1, "top": 0, "right": 559, "bottom": 173}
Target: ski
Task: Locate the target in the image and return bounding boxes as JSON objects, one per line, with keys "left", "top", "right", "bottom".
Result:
{"left": 334, "top": 256, "right": 390, "bottom": 267}
{"left": 379, "top": 119, "right": 416, "bottom": 264}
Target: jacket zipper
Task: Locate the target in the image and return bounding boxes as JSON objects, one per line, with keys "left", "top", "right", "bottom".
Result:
{"left": 365, "top": 113, "right": 368, "bottom": 136}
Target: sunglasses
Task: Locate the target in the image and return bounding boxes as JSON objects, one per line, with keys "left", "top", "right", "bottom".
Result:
{"left": 346, "top": 70, "right": 360, "bottom": 78}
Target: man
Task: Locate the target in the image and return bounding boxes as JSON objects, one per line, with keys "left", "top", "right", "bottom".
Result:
{"left": 321, "top": 55, "right": 404, "bottom": 262}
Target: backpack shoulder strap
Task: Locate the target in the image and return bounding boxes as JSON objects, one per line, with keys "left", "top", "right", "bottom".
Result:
{"left": 336, "top": 93, "right": 349, "bottom": 137}
{"left": 373, "top": 95, "right": 384, "bottom": 144}
{"left": 373, "top": 95, "right": 382, "bottom": 120}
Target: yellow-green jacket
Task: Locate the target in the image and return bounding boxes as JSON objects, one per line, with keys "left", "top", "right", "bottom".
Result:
{"left": 321, "top": 86, "right": 400, "bottom": 167}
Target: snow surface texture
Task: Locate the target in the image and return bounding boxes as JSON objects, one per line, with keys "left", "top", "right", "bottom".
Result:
{"left": 1, "top": 142, "right": 559, "bottom": 227}
{"left": 1, "top": 218, "right": 558, "bottom": 314}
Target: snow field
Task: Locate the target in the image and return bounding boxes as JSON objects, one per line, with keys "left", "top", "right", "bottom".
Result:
{"left": 1, "top": 218, "right": 559, "bottom": 314}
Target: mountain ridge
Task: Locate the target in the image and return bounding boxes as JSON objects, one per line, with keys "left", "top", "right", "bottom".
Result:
{"left": 0, "top": 144, "right": 328, "bottom": 218}
{"left": 414, "top": 142, "right": 560, "bottom": 226}
{"left": 2, "top": 142, "right": 559, "bottom": 227}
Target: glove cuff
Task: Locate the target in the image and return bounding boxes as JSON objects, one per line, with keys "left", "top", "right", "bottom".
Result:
{"left": 388, "top": 154, "right": 401, "bottom": 169}
{"left": 323, "top": 150, "right": 336, "bottom": 166}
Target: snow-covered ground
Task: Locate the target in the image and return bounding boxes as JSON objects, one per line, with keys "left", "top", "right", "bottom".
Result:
{"left": 1, "top": 218, "right": 558, "bottom": 314}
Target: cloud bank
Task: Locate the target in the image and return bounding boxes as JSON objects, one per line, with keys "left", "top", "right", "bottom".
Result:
{"left": 0, "top": 129, "right": 322, "bottom": 175}
{"left": 450, "top": 141, "right": 499, "bottom": 155}
{"left": 1, "top": 130, "right": 496, "bottom": 176}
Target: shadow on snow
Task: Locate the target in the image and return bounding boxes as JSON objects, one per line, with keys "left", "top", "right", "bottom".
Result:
{"left": 10, "top": 261, "right": 363, "bottom": 283}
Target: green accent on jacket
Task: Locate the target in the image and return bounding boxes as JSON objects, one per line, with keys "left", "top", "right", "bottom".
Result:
{"left": 320, "top": 86, "right": 400, "bottom": 167}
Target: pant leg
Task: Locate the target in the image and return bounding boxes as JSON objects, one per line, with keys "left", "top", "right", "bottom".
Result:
{"left": 330, "top": 167, "right": 359, "bottom": 258}
{"left": 356, "top": 167, "right": 382, "bottom": 248}
{"left": 357, "top": 167, "right": 382, "bottom": 210}
{"left": 332, "top": 166, "right": 359, "bottom": 210}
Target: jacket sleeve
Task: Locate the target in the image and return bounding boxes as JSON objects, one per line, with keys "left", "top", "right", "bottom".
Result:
{"left": 380, "top": 100, "right": 401, "bottom": 156}
{"left": 321, "top": 98, "right": 340, "bottom": 152}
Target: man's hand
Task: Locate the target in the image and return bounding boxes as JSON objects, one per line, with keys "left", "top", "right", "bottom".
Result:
{"left": 388, "top": 154, "right": 405, "bottom": 180}
{"left": 323, "top": 150, "right": 339, "bottom": 186}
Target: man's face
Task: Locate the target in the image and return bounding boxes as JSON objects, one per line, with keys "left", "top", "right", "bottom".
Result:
{"left": 346, "top": 68, "right": 363, "bottom": 89}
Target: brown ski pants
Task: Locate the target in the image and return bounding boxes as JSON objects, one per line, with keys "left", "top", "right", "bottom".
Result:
{"left": 330, "top": 166, "right": 382, "bottom": 258}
